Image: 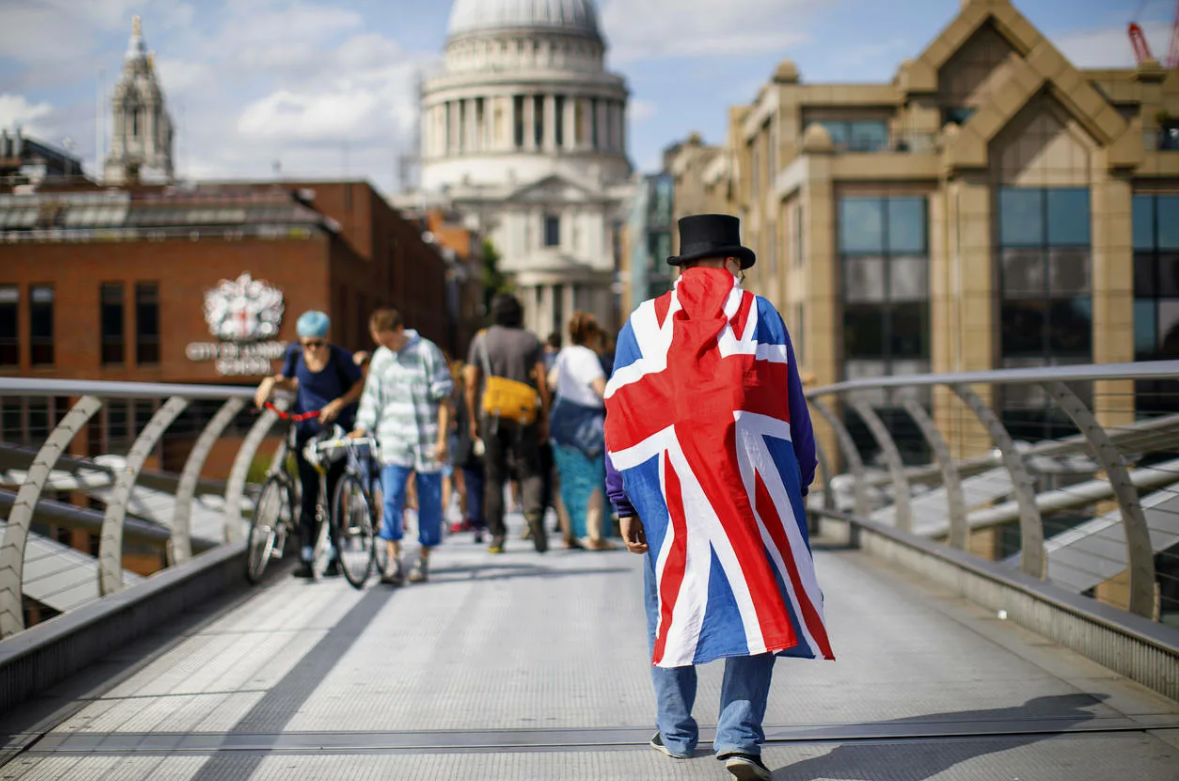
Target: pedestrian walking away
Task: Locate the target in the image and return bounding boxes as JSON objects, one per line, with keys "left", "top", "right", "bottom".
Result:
{"left": 353, "top": 308, "right": 454, "bottom": 586}
{"left": 604, "top": 214, "right": 835, "bottom": 781}
{"left": 253, "top": 310, "right": 365, "bottom": 579}
{"left": 548, "top": 310, "right": 614, "bottom": 551}
{"left": 464, "top": 294, "right": 551, "bottom": 554}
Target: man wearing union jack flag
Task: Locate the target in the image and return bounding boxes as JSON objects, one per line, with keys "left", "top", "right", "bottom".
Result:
{"left": 604, "top": 214, "right": 834, "bottom": 780}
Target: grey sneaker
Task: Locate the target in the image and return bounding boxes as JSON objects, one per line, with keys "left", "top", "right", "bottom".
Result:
{"left": 408, "top": 557, "right": 429, "bottom": 583}
{"left": 721, "top": 753, "right": 771, "bottom": 780}
{"left": 381, "top": 558, "right": 404, "bottom": 586}
{"left": 649, "top": 732, "right": 691, "bottom": 759}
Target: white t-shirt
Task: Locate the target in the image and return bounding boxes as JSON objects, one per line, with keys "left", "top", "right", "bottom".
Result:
{"left": 553, "top": 345, "right": 605, "bottom": 409}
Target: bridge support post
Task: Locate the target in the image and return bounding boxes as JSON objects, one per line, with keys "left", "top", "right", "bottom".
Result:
{"left": 903, "top": 397, "right": 968, "bottom": 550}
{"left": 1041, "top": 381, "right": 1158, "bottom": 618}
{"left": 951, "top": 384, "right": 1044, "bottom": 578}
{"left": 0, "top": 396, "right": 104, "bottom": 638}
{"left": 849, "top": 398, "right": 912, "bottom": 532}
{"left": 99, "top": 397, "right": 189, "bottom": 597}
{"left": 171, "top": 398, "right": 247, "bottom": 565}
{"left": 808, "top": 399, "right": 867, "bottom": 546}
{"left": 224, "top": 403, "right": 284, "bottom": 543}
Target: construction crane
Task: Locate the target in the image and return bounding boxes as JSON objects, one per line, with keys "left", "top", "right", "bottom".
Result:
{"left": 1129, "top": 0, "right": 1179, "bottom": 68}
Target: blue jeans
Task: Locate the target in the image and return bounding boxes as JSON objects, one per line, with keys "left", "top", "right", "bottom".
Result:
{"left": 644, "top": 555, "right": 775, "bottom": 758}
{"left": 379, "top": 465, "right": 443, "bottom": 548}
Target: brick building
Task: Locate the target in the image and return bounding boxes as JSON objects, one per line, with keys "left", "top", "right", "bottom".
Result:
{"left": 0, "top": 179, "right": 482, "bottom": 475}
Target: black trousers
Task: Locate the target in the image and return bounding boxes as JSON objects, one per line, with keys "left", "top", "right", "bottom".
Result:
{"left": 480, "top": 418, "right": 544, "bottom": 542}
{"left": 294, "top": 433, "right": 346, "bottom": 555}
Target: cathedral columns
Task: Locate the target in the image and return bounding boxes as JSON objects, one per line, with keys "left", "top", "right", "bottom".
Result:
{"left": 544, "top": 94, "right": 557, "bottom": 151}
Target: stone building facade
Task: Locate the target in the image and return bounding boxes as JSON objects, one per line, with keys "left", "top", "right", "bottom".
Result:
{"left": 671, "top": 0, "right": 1179, "bottom": 472}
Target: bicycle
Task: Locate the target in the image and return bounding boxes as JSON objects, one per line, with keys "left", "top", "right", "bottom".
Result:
{"left": 304, "top": 429, "right": 380, "bottom": 588}
{"left": 246, "top": 404, "right": 317, "bottom": 584}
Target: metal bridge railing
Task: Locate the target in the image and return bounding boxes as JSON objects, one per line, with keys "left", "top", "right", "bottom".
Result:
{"left": 807, "top": 360, "right": 1179, "bottom": 624}
{"left": 0, "top": 378, "right": 289, "bottom": 639}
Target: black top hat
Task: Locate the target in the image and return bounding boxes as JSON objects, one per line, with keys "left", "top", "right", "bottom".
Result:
{"left": 667, "top": 214, "right": 756, "bottom": 270}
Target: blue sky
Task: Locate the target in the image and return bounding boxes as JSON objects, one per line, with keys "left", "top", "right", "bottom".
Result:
{"left": 0, "top": 0, "right": 1166, "bottom": 192}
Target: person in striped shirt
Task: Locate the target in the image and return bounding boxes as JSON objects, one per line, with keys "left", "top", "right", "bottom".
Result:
{"left": 353, "top": 308, "right": 454, "bottom": 585}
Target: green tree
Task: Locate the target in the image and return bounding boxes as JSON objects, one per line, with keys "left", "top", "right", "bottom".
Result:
{"left": 481, "top": 238, "right": 512, "bottom": 315}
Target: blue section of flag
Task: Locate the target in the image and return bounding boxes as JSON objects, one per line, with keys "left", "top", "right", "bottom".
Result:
{"left": 695, "top": 547, "right": 748, "bottom": 663}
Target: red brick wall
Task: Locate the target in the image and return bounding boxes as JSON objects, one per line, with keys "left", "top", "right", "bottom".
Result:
{"left": 0, "top": 234, "right": 331, "bottom": 383}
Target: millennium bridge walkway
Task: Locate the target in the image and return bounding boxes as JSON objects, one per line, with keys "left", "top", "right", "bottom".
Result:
{"left": 1, "top": 365, "right": 1178, "bottom": 780}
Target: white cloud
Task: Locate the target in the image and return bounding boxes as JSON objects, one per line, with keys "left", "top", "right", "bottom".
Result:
{"left": 600, "top": 0, "right": 824, "bottom": 62}
{"left": 0, "top": 93, "right": 54, "bottom": 133}
{"left": 239, "top": 88, "right": 382, "bottom": 140}
{"left": 629, "top": 98, "right": 657, "bottom": 122}
{"left": 1053, "top": 19, "right": 1170, "bottom": 69}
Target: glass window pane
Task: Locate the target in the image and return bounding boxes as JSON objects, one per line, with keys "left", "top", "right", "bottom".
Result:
{"left": 843, "top": 360, "right": 888, "bottom": 407}
{"left": 849, "top": 121, "right": 888, "bottom": 152}
{"left": 839, "top": 198, "right": 884, "bottom": 253}
{"left": 1159, "top": 299, "right": 1179, "bottom": 357}
{"left": 1046, "top": 188, "right": 1090, "bottom": 246}
{"left": 889, "top": 256, "right": 928, "bottom": 302}
{"left": 1133, "top": 194, "right": 1155, "bottom": 251}
{"left": 1135, "top": 299, "right": 1158, "bottom": 360}
{"left": 1001, "top": 249, "right": 1044, "bottom": 298}
{"left": 1135, "top": 252, "right": 1156, "bottom": 296}
{"left": 999, "top": 188, "right": 1042, "bottom": 247}
{"left": 843, "top": 306, "right": 886, "bottom": 358}
{"left": 1159, "top": 253, "right": 1179, "bottom": 296}
{"left": 887, "top": 198, "right": 926, "bottom": 253}
{"left": 1049, "top": 248, "right": 1090, "bottom": 295}
{"left": 821, "top": 121, "right": 849, "bottom": 148}
{"left": 843, "top": 257, "right": 886, "bottom": 303}
{"left": 1001, "top": 300, "right": 1046, "bottom": 356}
{"left": 890, "top": 303, "right": 928, "bottom": 358}
{"left": 1049, "top": 297, "right": 1092, "bottom": 357}
{"left": 1159, "top": 195, "right": 1179, "bottom": 250}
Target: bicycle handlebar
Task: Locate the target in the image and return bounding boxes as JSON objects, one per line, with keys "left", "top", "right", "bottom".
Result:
{"left": 263, "top": 401, "right": 321, "bottom": 422}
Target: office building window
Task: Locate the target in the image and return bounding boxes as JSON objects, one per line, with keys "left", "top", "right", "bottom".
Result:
{"left": 29, "top": 285, "right": 54, "bottom": 366}
{"left": 839, "top": 196, "right": 930, "bottom": 463}
{"left": 135, "top": 282, "right": 160, "bottom": 365}
{"left": 820, "top": 120, "right": 889, "bottom": 152}
{"left": 0, "top": 287, "right": 17, "bottom": 367}
{"left": 997, "top": 186, "right": 1092, "bottom": 440}
{"left": 101, "top": 283, "right": 125, "bottom": 366}
{"left": 544, "top": 215, "right": 560, "bottom": 248}
{"left": 1132, "top": 193, "right": 1179, "bottom": 416}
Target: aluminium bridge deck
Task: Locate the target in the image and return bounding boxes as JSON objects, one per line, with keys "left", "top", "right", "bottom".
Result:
{"left": 1, "top": 518, "right": 1177, "bottom": 780}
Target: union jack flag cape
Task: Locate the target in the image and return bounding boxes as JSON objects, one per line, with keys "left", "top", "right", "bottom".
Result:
{"left": 604, "top": 268, "right": 834, "bottom": 668}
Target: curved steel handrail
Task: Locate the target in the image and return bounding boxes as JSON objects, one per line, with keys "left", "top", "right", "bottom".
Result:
{"left": 804, "top": 361, "right": 1179, "bottom": 620}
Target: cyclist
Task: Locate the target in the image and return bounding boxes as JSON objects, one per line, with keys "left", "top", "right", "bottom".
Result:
{"left": 254, "top": 310, "right": 365, "bottom": 578}
{"left": 352, "top": 308, "right": 453, "bottom": 585}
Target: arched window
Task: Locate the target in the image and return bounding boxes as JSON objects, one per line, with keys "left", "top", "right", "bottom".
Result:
{"left": 131, "top": 107, "right": 139, "bottom": 137}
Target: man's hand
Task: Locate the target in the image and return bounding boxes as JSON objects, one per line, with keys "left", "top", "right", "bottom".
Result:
{"left": 320, "top": 399, "right": 344, "bottom": 423}
{"left": 620, "top": 515, "right": 647, "bottom": 554}
{"left": 434, "top": 436, "right": 449, "bottom": 465}
{"left": 254, "top": 378, "right": 275, "bottom": 410}
{"left": 347, "top": 429, "right": 366, "bottom": 439}
{"left": 469, "top": 420, "right": 480, "bottom": 443}
{"left": 536, "top": 418, "right": 549, "bottom": 443}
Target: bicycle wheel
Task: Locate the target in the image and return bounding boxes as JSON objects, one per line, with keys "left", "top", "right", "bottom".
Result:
{"left": 248, "top": 475, "right": 291, "bottom": 584}
{"left": 333, "top": 474, "right": 375, "bottom": 589}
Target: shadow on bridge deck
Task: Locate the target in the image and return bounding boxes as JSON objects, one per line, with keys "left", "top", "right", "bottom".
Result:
{"left": 1, "top": 518, "right": 1177, "bottom": 781}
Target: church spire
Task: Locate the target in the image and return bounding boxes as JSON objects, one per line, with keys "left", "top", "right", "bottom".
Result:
{"left": 104, "top": 15, "right": 174, "bottom": 185}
